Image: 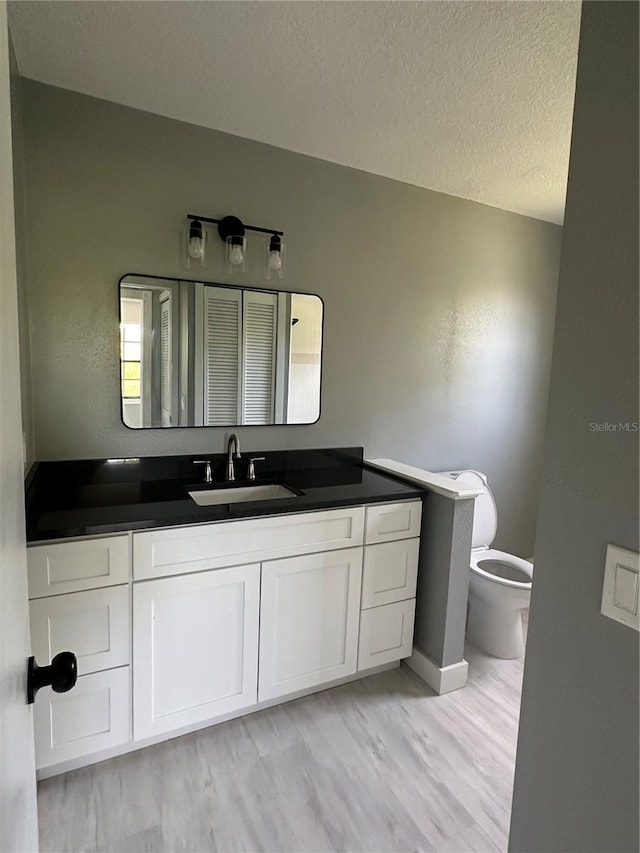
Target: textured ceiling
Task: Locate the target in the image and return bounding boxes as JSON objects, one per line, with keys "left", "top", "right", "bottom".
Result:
{"left": 8, "top": 1, "right": 581, "bottom": 223}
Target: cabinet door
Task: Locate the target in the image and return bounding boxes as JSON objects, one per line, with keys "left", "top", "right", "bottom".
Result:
{"left": 358, "top": 599, "right": 416, "bottom": 671}
{"left": 33, "top": 667, "right": 130, "bottom": 770}
{"left": 259, "top": 548, "right": 363, "bottom": 701}
{"left": 133, "top": 563, "right": 260, "bottom": 740}
{"left": 30, "top": 585, "right": 129, "bottom": 676}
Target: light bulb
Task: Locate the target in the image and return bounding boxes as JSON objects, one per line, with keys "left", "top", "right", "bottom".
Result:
{"left": 229, "top": 244, "right": 244, "bottom": 266}
{"left": 186, "top": 219, "right": 205, "bottom": 264}
{"left": 188, "top": 236, "right": 204, "bottom": 260}
{"left": 265, "top": 234, "right": 284, "bottom": 279}
{"left": 267, "top": 249, "right": 282, "bottom": 271}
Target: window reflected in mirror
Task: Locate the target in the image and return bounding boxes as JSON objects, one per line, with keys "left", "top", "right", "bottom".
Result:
{"left": 119, "top": 275, "right": 323, "bottom": 428}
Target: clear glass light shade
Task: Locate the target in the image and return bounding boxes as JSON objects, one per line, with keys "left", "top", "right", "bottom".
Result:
{"left": 185, "top": 220, "right": 205, "bottom": 267}
{"left": 225, "top": 235, "right": 246, "bottom": 273}
{"left": 265, "top": 236, "right": 285, "bottom": 280}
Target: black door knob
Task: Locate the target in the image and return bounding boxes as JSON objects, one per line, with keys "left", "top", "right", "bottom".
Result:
{"left": 27, "top": 651, "right": 78, "bottom": 704}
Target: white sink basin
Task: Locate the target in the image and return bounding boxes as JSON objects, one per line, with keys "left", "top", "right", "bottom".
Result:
{"left": 188, "top": 484, "right": 300, "bottom": 507}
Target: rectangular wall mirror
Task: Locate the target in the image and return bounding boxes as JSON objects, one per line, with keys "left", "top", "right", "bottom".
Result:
{"left": 119, "top": 274, "right": 323, "bottom": 428}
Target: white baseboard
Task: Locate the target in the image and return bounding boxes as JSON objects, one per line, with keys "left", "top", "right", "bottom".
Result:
{"left": 404, "top": 647, "right": 468, "bottom": 695}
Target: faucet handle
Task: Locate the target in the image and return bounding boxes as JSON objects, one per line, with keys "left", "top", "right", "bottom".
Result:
{"left": 247, "top": 457, "right": 266, "bottom": 481}
{"left": 193, "top": 460, "right": 213, "bottom": 484}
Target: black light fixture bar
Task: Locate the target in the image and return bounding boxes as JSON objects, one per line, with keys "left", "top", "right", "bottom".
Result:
{"left": 187, "top": 213, "right": 283, "bottom": 237}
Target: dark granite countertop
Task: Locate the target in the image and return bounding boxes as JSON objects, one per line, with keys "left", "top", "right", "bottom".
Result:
{"left": 25, "top": 447, "right": 425, "bottom": 542}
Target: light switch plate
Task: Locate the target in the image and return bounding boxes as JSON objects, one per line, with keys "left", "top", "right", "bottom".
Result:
{"left": 601, "top": 544, "right": 640, "bottom": 631}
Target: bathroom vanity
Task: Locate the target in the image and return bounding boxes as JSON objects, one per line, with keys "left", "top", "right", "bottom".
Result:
{"left": 25, "top": 448, "right": 425, "bottom": 777}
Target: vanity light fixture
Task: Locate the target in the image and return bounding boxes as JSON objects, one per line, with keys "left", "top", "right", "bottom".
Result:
{"left": 186, "top": 218, "right": 205, "bottom": 266}
{"left": 185, "top": 213, "right": 285, "bottom": 279}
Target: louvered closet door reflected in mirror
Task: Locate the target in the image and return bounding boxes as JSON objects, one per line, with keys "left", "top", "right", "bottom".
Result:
{"left": 242, "top": 290, "right": 277, "bottom": 425}
{"left": 197, "top": 286, "right": 277, "bottom": 426}
{"left": 119, "top": 274, "right": 323, "bottom": 428}
{"left": 198, "top": 286, "right": 242, "bottom": 425}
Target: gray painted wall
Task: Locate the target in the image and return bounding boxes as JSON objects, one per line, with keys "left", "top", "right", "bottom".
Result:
{"left": 510, "top": 3, "right": 639, "bottom": 851}
{"left": 20, "top": 80, "right": 562, "bottom": 556}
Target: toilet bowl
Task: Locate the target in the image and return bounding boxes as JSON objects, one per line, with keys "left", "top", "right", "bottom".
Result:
{"left": 442, "top": 469, "right": 533, "bottom": 659}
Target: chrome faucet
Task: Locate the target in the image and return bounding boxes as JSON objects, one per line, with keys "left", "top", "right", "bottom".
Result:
{"left": 226, "top": 434, "right": 241, "bottom": 481}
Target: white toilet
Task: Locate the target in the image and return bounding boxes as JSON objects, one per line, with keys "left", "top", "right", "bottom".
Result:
{"left": 443, "top": 469, "right": 533, "bottom": 659}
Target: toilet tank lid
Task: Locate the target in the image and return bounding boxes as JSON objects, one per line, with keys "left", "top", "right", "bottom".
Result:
{"left": 452, "top": 470, "right": 498, "bottom": 549}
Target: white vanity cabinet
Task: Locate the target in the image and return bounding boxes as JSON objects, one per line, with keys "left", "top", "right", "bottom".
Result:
{"left": 27, "top": 535, "right": 132, "bottom": 771}
{"left": 28, "top": 498, "right": 422, "bottom": 777}
{"left": 258, "top": 548, "right": 363, "bottom": 701}
{"left": 132, "top": 562, "right": 260, "bottom": 739}
{"left": 355, "top": 504, "right": 421, "bottom": 671}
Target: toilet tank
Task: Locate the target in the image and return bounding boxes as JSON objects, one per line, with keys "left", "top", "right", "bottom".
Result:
{"left": 438, "top": 469, "right": 498, "bottom": 549}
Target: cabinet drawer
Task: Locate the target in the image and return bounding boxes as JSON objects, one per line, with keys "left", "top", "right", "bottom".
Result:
{"left": 259, "top": 548, "right": 363, "bottom": 701}
{"left": 28, "top": 535, "right": 130, "bottom": 598}
{"left": 362, "top": 539, "right": 419, "bottom": 609}
{"left": 133, "top": 507, "right": 365, "bottom": 580}
{"left": 30, "top": 586, "right": 130, "bottom": 676}
{"left": 364, "top": 500, "right": 422, "bottom": 545}
{"left": 358, "top": 599, "right": 416, "bottom": 671}
{"left": 33, "top": 667, "right": 130, "bottom": 770}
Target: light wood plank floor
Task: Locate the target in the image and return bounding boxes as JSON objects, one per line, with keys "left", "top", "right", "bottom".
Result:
{"left": 38, "top": 643, "right": 524, "bottom": 853}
